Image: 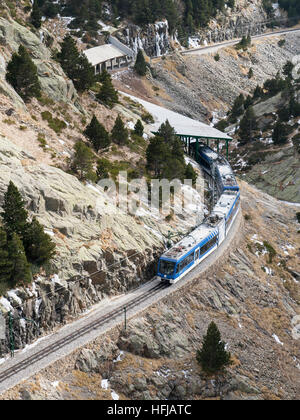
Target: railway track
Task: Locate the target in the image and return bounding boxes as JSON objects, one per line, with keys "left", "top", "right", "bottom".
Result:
{"left": 0, "top": 281, "right": 169, "bottom": 385}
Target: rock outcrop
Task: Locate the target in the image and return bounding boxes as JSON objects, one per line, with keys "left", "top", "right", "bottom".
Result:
{"left": 192, "top": 0, "right": 271, "bottom": 46}
{"left": 0, "top": 135, "right": 173, "bottom": 354}
{"left": 116, "top": 20, "right": 170, "bottom": 58}
{"left": 0, "top": 17, "right": 78, "bottom": 109}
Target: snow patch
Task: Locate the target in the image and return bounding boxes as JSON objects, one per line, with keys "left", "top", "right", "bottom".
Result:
{"left": 272, "top": 334, "right": 284, "bottom": 346}
{"left": 101, "top": 379, "right": 109, "bottom": 390}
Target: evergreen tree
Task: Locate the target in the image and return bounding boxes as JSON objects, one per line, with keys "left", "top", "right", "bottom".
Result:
{"left": 253, "top": 84, "right": 264, "bottom": 100}
{"left": 157, "top": 120, "right": 177, "bottom": 144}
{"left": 229, "top": 93, "right": 245, "bottom": 123}
{"left": 96, "top": 159, "right": 110, "bottom": 181}
{"left": 283, "top": 61, "right": 294, "bottom": 80}
{"left": 97, "top": 69, "right": 111, "bottom": 83}
{"left": 6, "top": 45, "right": 41, "bottom": 102}
{"left": 196, "top": 321, "right": 232, "bottom": 374}
{"left": 74, "top": 54, "right": 96, "bottom": 92}
{"left": 0, "top": 228, "right": 12, "bottom": 284}
{"left": 146, "top": 120, "right": 187, "bottom": 180}
{"left": 185, "top": 163, "right": 197, "bottom": 185}
{"left": 1, "top": 181, "right": 29, "bottom": 240}
{"left": 58, "top": 35, "right": 95, "bottom": 92}
{"left": 146, "top": 135, "right": 169, "bottom": 177}
{"left": 244, "top": 94, "right": 253, "bottom": 110}
{"left": 272, "top": 120, "right": 289, "bottom": 145}
{"left": 8, "top": 233, "right": 31, "bottom": 286}
{"left": 71, "top": 141, "right": 95, "bottom": 180}
{"left": 111, "top": 115, "right": 128, "bottom": 145}
{"left": 23, "top": 218, "right": 56, "bottom": 267}
{"left": 31, "top": 0, "right": 42, "bottom": 29}
{"left": 134, "top": 119, "right": 144, "bottom": 137}
{"left": 84, "top": 115, "right": 111, "bottom": 152}
{"left": 134, "top": 49, "right": 147, "bottom": 76}
{"left": 58, "top": 35, "right": 79, "bottom": 80}
{"left": 96, "top": 74, "right": 119, "bottom": 108}
{"left": 238, "top": 106, "right": 257, "bottom": 144}
{"left": 289, "top": 96, "right": 300, "bottom": 118}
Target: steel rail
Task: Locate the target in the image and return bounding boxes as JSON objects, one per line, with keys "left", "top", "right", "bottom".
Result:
{"left": 0, "top": 282, "right": 169, "bottom": 384}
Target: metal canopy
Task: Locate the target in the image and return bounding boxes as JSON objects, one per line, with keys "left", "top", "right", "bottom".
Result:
{"left": 121, "top": 92, "right": 232, "bottom": 157}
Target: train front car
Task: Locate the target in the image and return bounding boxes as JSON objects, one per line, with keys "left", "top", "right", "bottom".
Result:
{"left": 157, "top": 225, "right": 219, "bottom": 284}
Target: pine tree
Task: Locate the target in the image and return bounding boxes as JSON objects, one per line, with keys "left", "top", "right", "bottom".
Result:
{"left": 23, "top": 218, "right": 56, "bottom": 267}
{"left": 73, "top": 53, "right": 95, "bottom": 92}
{"left": 134, "top": 119, "right": 144, "bottom": 137}
{"left": 185, "top": 163, "right": 197, "bottom": 185}
{"left": 96, "top": 75, "right": 119, "bottom": 108}
{"left": 146, "top": 135, "right": 169, "bottom": 177}
{"left": 6, "top": 45, "right": 41, "bottom": 102}
{"left": 111, "top": 115, "right": 128, "bottom": 145}
{"left": 157, "top": 120, "right": 177, "bottom": 144}
{"left": 134, "top": 49, "right": 147, "bottom": 76}
{"left": 58, "top": 35, "right": 79, "bottom": 81}
{"left": 8, "top": 233, "right": 31, "bottom": 286}
{"left": 31, "top": 0, "right": 42, "bottom": 29}
{"left": 196, "top": 321, "right": 232, "bottom": 374}
{"left": 272, "top": 120, "right": 289, "bottom": 145}
{"left": 229, "top": 93, "right": 245, "bottom": 123}
{"left": 71, "top": 141, "right": 95, "bottom": 180}
{"left": 1, "top": 182, "right": 29, "bottom": 239}
{"left": 97, "top": 69, "right": 111, "bottom": 84}
{"left": 58, "top": 35, "right": 95, "bottom": 92}
{"left": 0, "top": 228, "right": 12, "bottom": 284}
{"left": 253, "top": 85, "right": 264, "bottom": 100}
{"left": 283, "top": 60, "right": 294, "bottom": 79}
{"left": 84, "top": 115, "right": 111, "bottom": 152}
{"left": 96, "top": 159, "right": 110, "bottom": 181}
{"left": 238, "top": 106, "right": 257, "bottom": 144}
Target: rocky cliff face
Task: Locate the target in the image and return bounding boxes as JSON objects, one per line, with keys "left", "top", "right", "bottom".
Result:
{"left": 0, "top": 17, "right": 78, "bottom": 110}
{"left": 0, "top": 134, "right": 171, "bottom": 354}
{"left": 150, "top": 32, "right": 300, "bottom": 121}
{"left": 0, "top": 133, "right": 204, "bottom": 355}
{"left": 116, "top": 20, "right": 170, "bottom": 58}
{"left": 191, "top": 0, "right": 271, "bottom": 47}
{"left": 3, "top": 181, "right": 299, "bottom": 400}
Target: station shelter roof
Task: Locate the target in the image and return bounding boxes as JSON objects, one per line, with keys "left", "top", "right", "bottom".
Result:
{"left": 84, "top": 44, "right": 126, "bottom": 67}
{"left": 122, "top": 93, "right": 232, "bottom": 141}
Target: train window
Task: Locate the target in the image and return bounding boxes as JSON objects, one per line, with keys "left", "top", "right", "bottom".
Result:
{"left": 200, "top": 236, "right": 217, "bottom": 255}
{"left": 177, "top": 253, "right": 194, "bottom": 274}
{"left": 195, "top": 249, "right": 200, "bottom": 260}
{"left": 159, "top": 260, "right": 175, "bottom": 275}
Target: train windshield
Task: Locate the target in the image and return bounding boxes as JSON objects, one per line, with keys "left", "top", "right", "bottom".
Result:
{"left": 159, "top": 260, "right": 175, "bottom": 275}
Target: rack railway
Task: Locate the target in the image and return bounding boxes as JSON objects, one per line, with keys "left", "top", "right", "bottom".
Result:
{"left": 0, "top": 141, "right": 240, "bottom": 393}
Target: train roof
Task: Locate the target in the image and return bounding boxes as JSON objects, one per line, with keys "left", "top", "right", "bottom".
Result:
{"left": 199, "top": 145, "right": 219, "bottom": 160}
{"left": 216, "top": 161, "right": 238, "bottom": 187}
{"left": 161, "top": 224, "right": 218, "bottom": 262}
{"left": 212, "top": 192, "right": 239, "bottom": 218}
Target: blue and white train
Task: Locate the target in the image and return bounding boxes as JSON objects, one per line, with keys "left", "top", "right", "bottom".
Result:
{"left": 157, "top": 144, "right": 240, "bottom": 284}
